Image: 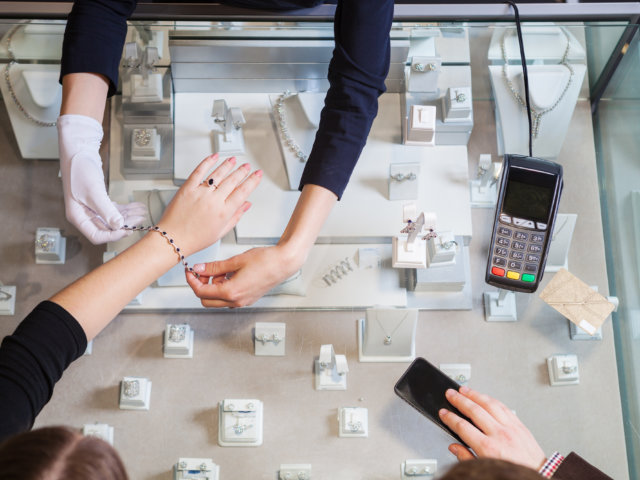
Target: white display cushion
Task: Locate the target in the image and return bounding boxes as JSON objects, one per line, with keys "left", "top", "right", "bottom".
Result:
{"left": 489, "top": 64, "right": 586, "bottom": 159}
{"left": 264, "top": 270, "right": 306, "bottom": 296}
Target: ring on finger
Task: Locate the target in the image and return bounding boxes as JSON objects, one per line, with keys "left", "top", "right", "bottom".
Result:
{"left": 204, "top": 177, "right": 218, "bottom": 190}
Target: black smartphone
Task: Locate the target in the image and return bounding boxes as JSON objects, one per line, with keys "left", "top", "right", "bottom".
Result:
{"left": 394, "top": 357, "right": 471, "bottom": 447}
{"left": 486, "top": 154, "right": 563, "bottom": 293}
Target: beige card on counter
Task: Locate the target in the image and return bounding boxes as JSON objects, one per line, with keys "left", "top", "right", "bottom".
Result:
{"left": 539, "top": 268, "right": 615, "bottom": 336}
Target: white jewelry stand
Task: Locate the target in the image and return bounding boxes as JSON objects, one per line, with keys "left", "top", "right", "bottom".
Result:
{"left": 163, "top": 323, "right": 194, "bottom": 359}
{"left": 442, "top": 86, "right": 472, "bottom": 121}
{"left": 547, "top": 354, "right": 579, "bottom": 386}
{"left": 218, "top": 398, "right": 264, "bottom": 447}
{"left": 0, "top": 64, "right": 61, "bottom": 159}
{"left": 389, "top": 163, "right": 420, "bottom": 201}
{"left": 0, "top": 285, "right": 16, "bottom": 316}
{"left": 338, "top": 407, "right": 369, "bottom": 438}
{"left": 470, "top": 154, "right": 502, "bottom": 208}
{"left": 119, "top": 376, "right": 152, "bottom": 410}
{"left": 358, "top": 308, "right": 418, "bottom": 362}
{"left": 483, "top": 288, "right": 517, "bottom": 322}
{"left": 315, "top": 344, "right": 348, "bottom": 390}
{"left": 545, "top": 213, "right": 577, "bottom": 272}
{"left": 401, "top": 459, "right": 437, "bottom": 479}
{"left": 403, "top": 105, "right": 436, "bottom": 146}
{"left": 211, "top": 99, "right": 246, "bottom": 156}
{"left": 35, "top": 227, "right": 66, "bottom": 264}
{"left": 439, "top": 363, "right": 471, "bottom": 385}
{"left": 426, "top": 230, "right": 457, "bottom": 267}
{"left": 393, "top": 210, "right": 435, "bottom": 269}
{"left": 174, "top": 458, "right": 219, "bottom": 480}
{"left": 489, "top": 64, "right": 586, "bottom": 159}
{"left": 254, "top": 322, "right": 286, "bottom": 356}
{"left": 131, "top": 128, "right": 161, "bottom": 162}
{"left": 408, "top": 56, "right": 441, "bottom": 93}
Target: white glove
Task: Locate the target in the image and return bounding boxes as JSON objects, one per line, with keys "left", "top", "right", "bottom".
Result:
{"left": 58, "top": 114, "right": 147, "bottom": 244}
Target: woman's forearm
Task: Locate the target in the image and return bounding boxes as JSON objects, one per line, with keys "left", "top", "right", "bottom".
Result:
{"left": 60, "top": 73, "right": 109, "bottom": 122}
{"left": 50, "top": 232, "right": 179, "bottom": 341}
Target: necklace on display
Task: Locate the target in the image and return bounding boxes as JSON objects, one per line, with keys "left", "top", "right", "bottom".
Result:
{"left": 375, "top": 311, "right": 410, "bottom": 346}
{"left": 501, "top": 28, "right": 573, "bottom": 139}
{"left": 273, "top": 90, "right": 308, "bottom": 162}
{"left": 3, "top": 25, "right": 57, "bottom": 127}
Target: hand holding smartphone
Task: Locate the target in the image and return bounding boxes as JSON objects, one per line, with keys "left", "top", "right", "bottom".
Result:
{"left": 394, "top": 357, "right": 472, "bottom": 447}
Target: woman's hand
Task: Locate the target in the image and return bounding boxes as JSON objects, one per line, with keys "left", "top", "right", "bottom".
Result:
{"left": 186, "top": 245, "right": 301, "bottom": 308}
{"left": 157, "top": 154, "right": 262, "bottom": 257}
{"left": 439, "top": 386, "right": 547, "bottom": 471}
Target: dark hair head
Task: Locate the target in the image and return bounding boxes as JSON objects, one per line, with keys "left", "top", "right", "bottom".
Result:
{"left": 0, "top": 426, "right": 128, "bottom": 480}
{"left": 440, "top": 458, "right": 544, "bottom": 480}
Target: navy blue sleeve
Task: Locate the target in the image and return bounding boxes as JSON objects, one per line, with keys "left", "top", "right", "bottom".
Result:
{"left": 61, "top": 0, "right": 137, "bottom": 97}
{"left": 0, "top": 301, "right": 87, "bottom": 443}
{"left": 299, "top": 0, "right": 394, "bottom": 199}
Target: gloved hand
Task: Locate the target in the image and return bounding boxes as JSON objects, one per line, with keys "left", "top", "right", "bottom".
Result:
{"left": 58, "top": 114, "right": 147, "bottom": 244}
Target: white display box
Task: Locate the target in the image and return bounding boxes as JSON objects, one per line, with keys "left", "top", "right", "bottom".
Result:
{"left": 442, "top": 87, "right": 472, "bottom": 121}
{"left": 173, "top": 458, "right": 219, "bottom": 480}
{"left": 131, "top": 73, "right": 163, "bottom": 103}
{"left": 119, "top": 376, "right": 152, "bottom": 410}
{"left": 218, "top": 399, "right": 263, "bottom": 447}
{"left": 254, "top": 322, "right": 286, "bottom": 356}
{"left": 35, "top": 227, "right": 66, "bottom": 264}
{"left": 401, "top": 459, "right": 437, "bottom": 478}
{"left": 426, "top": 231, "right": 457, "bottom": 266}
{"left": 163, "top": 323, "right": 194, "bottom": 359}
{"left": 338, "top": 407, "right": 368, "bottom": 438}
{"left": 279, "top": 464, "right": 311, "bottom": 480}
{"left": 547, "top": 354, "right": 580, "bottom": 386}
{"left": 439, "top": 363, "right": 471, "bottom": 385}
{"left": 404, "top": 105, "right": 436, "bottom": 145}
{"left": 0, "top": 286, "right": 16, "bottom": 316}
{"left": 131, "top": 128, "right": 161, "bottom": 162}
{"left": 389, "top": 163, "right": 420, "bottom": 201}
{"left": 82, "top": 423, "right": 114, "bottom": 446}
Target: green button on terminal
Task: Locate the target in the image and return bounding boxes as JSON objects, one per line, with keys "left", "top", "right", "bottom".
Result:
{"left": 522, "top": 273, "right": 535, "bottom": 283}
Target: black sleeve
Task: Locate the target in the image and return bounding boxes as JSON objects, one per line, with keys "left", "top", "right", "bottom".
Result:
{"left": 60, "top": 0, "right": 137, "bottom": 97}
{"left": 554, "top": 452, "right": 614, "bottom": 480}
{"left": 0, "top": 301, "right": 87, "bottom": 443}
{"left": 299, "top": 0, "right": 394, "bottom": 199}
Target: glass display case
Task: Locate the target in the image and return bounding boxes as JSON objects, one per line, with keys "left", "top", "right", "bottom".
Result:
{"left": 0, "top": 3, "right": 639, "bottom": 479}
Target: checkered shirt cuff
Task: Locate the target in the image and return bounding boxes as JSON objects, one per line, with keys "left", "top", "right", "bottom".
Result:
{"left": 539, "top": 452, "right": 565, "bottom": 478}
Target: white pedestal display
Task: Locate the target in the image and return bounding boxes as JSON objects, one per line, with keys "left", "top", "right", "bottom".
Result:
{"left": 338, "top": 407, "right": 369, "bottom": 438}
{"left": 163, "top": 324, "right": 194, "bottom": 359}
{"left": 131, "top": 73, "right": 163, "bottom": 103}
{"left": 545, "top": 213, "right": 577, "bottom": 272}
{"left": 470, "top": 154, "right": 501, "bottom": 208}
{"left": 426, "top": 231, "right": 457, "bottom": 267}
{"left": 393, "top": 236, "right": 427, "bottom": 269}
{"left": 131, "top": 128, "right": 161, "bottom": 162}
{"left": 218, "top": 399, "right": 263, "bottom": 447}
{"left": 0, "top": 286, "right": 17, "bottom": 316}
{"left": 483, "top": 289, "right": 518, "bottom": 322}
{"left": 119, "top": 376, "right": 152, "bottom": 410}
{"left": 82, "top": 423, "right": 114, "bottom": 445}
{"left": 358, "top": 308, "right": 418, "bottom": 362}
{"left": 211, "top": 99, "right": 247, "bottom": 156}
{"left": 173, "top": 458, "right": 219, "bottom": 480}
{"left": 403, "top": 105, "right": 436, "bottom": 146}
{"left": 35, "top": 227, "right": 66, "bottom": 264}
{"left": 254, "top": 322, "right": 286, "bottom": 356}
{"left": 401, "top": 459, "right": 437, "bottom": 479}
{"left": 315, "top": 344, "right": 348, "bottom": 390}
{"left": 442, "top": 86, "right": 472, "bottom": 121}
{"left": 547, "top": 354, "right": 580, "bottom": 386}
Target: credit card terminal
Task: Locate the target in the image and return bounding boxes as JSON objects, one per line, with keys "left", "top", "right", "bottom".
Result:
{"left": 486, "top": 154, "right": 563, "bottom": 293}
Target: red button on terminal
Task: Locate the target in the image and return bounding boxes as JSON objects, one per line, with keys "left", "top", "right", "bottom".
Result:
{"left": 491, "top": 266, "right": 505, "bottom": 277}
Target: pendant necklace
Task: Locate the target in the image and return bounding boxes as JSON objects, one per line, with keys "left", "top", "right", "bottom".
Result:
{"left": 376, "top": 311, "right": 410, "bottom": 346}
{"left": 501, "top": 28, "right": 573, "bottom": 139}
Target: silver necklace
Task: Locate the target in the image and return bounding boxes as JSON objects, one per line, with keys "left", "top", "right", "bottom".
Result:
{"left": 3, "top": 25, "right": 57, "bottom": 127}
{"left": 501, "top": 28, "right": 573, "bottom": 139}
{"left": 273, "top": 90, "right": 308, "bottom": 162}
{"left": 376, "top": 311, "right": 410, "bottom": 346}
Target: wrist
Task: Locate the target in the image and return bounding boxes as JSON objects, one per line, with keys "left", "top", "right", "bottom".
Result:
{"left": 275, "top": 237, "right": 310, "bottom": 271}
